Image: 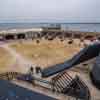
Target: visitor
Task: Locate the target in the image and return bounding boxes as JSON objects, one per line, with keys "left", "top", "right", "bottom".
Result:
{"left": 35, "top": 66, "right": 42, "bottom": 74}
{"left": 29, "top": 66, "right": 34, "bottom": 75}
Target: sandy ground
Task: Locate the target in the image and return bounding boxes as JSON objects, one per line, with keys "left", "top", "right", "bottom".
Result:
{"left": 0, "top": 39, "right": 100, "bottom": 100}
{"left": 9, "top": 39, "right": 82, "bottom": 68}
{"left": 0, "top": 44, "right": 15, "bottom": 72}
{"left": 0, "top": 44, "right": 33, "bottom": 73}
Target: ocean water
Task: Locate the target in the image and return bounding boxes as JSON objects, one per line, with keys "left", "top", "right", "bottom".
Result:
{"left": 0, "top": 23, "right": 100, "bottom": 32}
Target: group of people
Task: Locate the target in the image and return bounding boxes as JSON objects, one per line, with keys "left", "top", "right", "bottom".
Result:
{"left": 28, "top": 66, "right": 42, "bottom": 75}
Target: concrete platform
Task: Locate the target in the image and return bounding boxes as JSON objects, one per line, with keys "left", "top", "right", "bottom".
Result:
{"left": 0, "top": 79, "right": 56, "bottom": 100}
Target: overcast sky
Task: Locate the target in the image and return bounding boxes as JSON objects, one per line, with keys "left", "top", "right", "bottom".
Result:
{"left": 0, "top": 0, "right": 99, "bottom": 23}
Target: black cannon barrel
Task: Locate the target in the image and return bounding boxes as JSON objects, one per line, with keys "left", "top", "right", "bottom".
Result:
{"left": 42, "top": 43, "right": 100, "bottom": 77}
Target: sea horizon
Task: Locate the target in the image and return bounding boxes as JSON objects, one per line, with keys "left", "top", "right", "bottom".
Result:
{"left": 0, "top": 22, "right": 100, "bottom": 32}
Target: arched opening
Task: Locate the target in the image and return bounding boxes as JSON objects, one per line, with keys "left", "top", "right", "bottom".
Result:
{"left": 97, "top": 37, "right": 100, "bottom": 40}
{"left": 74, "top": 34, "right": 81, "bottom": 38}
{"left": 17, "top": 34, "right": 25, "bottom": 39}
{"left": 5, "top": 34, "right": 15, "bottom": 40}
{"left": 84, "top": 35, "right": 94, "bottom": 40}
{"left": 65, "top": 32, "right": 72, "bottom": 38}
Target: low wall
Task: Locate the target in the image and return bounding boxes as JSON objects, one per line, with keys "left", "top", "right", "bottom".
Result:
{"left": 0, "top": 30, "right": 99, "bottom": 41}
